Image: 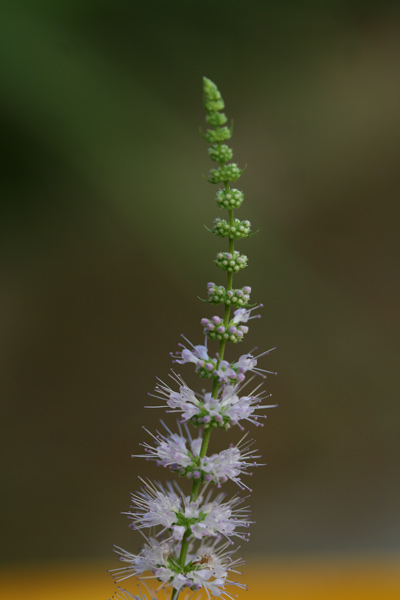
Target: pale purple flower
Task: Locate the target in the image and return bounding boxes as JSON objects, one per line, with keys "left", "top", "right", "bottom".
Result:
{"left": 180, "top": 344, "right": 209, "bottom": 364}
{"left": 135, "top": 425, "right": 264, "bottom": 490}
{"left": 182, "top": 541, "right": 247, "bottom": 599}
{"left": 201, "top": 435, "right": 264, "bottom": 491}
{"left": 111, "top": 538, "right": 172, "bottom": 583}
{"left": 215, "top": 382, "right": 276, "bottom": 430}
{"left": 214, "top": 348, "right": 277, "bottom": 383}
{"left": 112, "top": 538, "right": 247, "bottom": 600}
{"left": 134, "top": 423, "right": 201, "bottom": 473}
{"left": 124, "top": 479, "right": 252, "bottom": 543}
{"left": 231, "top": 304, "right": 263, "bottom": 325}
{"left": 125, "top": 479, "right": 181, "bottom": 532}
{"left": 170, "top": 337, "right": 217, "bottom": 378}
{"left": 149, "top": 373, "right": 276, "bottom": 430}
{"left": 233, "top": 347, "right": 278, "bottom": 379}
{"left": 148, "top": 374, "right": 201, "bottom": 422}
{"left": 214, "top": 359, "right": 238, "bottom": 383}
{"left": 171, "top": 336, "right": 276, "bottom": 384}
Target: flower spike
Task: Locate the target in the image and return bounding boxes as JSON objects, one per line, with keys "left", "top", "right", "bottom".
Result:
{"left": 110, "top": 77, "right": 277, "bottom": 600}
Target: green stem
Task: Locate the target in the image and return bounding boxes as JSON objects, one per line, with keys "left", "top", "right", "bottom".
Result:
{"left": 175, "top": 529, "right": 190, "bottom": 580}
{"left": 170, "top": 426, "right": 212, "bottom": 600}
{"left": 190, "top": 427, "right": 211, "bottom": 502}
{"left": 170, "top": 138, "right": 237, "bottom": 600}
{"left": 170, "top": 587, "right": 180, "bottom": 600}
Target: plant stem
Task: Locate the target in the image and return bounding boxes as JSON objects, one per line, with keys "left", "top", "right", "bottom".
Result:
{"left": 190, "top": 426, "right": 212, "bottom": 501}
{"left": 170, "top": 74, "right": 238, "bottom": 591}
{"left": 170, "top": 204, "right": 235, "bottom": 600}
{"left": 170, "top": 587, "right": 180, "bottom": 600}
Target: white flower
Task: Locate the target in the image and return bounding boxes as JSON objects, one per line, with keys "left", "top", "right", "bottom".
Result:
{"left": 201, "top": 436, "right": 263, "bottom": 491}
{"left": 149, "top": 373, "right": 277, "bottom": 430}
{"left": 112, "top": 538, "right": 247, "bottom": 600}
{"left": 231, "top": 303, "right": 262, "bottom": 325}
{"left": 170, "top": 335, "right": 277, "bottom": 384}
{"left": 234, "top": 353, "right": 257, "bottom": 373}
{"left": 134, "top": 423, "right": 203, "bottom": 478}
{"left": 190, "top": 490, "right": 252, "bottom": 543}
{"left": 233, "top": 347, "right": 278, "bottom": 379}
{"left": 214, "top": 350, "right": 277, "bottom": 383}
{"left": 179, "top": 540, "right": 248, "bottom": 599}
{"left": 125, "top": 479, "right": 180, "bottom": 531}
{"left": 180, "top": 344, "right": 209, "bottom": 364}
{"left": 111, "top": 539, "right": 172, "bottom": 583}
{"left": 216, "top": 383, "right": 276, "bottom": 430}
{"left": 124, "top": 479, "right": 252, "bottom": 543}
{"left": 212, "top": 359, "right": 235, "bottom": 383}
{"left": 134, "top": 422, "right": 201, "bottom": 473}
{"left": 170, "top": 336, "right": 217, "bottom": 378}
{"left": 135, "top": 425, "right": 264, "bottom": 490}
{"left": 149, "top": 374, "right": 201, "bottom": 423}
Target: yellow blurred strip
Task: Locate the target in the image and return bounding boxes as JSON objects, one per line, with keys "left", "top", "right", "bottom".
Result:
{"left": 0, "top": 557, "right": 399, "bottom": 600}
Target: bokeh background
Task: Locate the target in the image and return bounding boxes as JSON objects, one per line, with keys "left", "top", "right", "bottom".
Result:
{"left": 1, "top": 0, "right": 400, "bottom": 597}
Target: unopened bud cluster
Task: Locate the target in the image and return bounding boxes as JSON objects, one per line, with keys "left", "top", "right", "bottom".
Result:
{"left": 207, "top": 282, "right": 251, "bottom": 306}
{"left": 212, "top": 217, "right": 251, "bottom": 239}
{"left": 204, "top": 126, "right": 232, "bottom": 144}
{"left": 206, "top": 111, "right": 227, "bottom": 126}
{"left": 208, "top": 144, "right": 233, "bottom": 163}
{"left": 216, "top": 188, "right": 244, "bottom": 210}
{"left": 208, "top": 163, "right": 243, "bottom": 184}
{"left": 201, "top": 315, "right": 248, "bottom": 342}
{"left": 215, "top": 250, "right": 248, "bottom": 272}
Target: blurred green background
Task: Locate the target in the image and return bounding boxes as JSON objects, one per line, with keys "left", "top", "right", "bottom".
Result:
{"left": 1, "top": 0, "right": 399, "bottom": 566}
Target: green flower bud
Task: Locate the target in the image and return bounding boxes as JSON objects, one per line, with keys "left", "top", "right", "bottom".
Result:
{"left": 209, "top": 163, "right": 243, "bottom": 184}
{"left": 208, "top": 144, "right": 233, "bottom": 164}
{"left": 206, "top": 112, "right": 228, "bottom": 126}
{"left": 205, "top": 127, "right": 232, "bottom": 144}
{"left": 215, "top": 251, "right": 248, "bottom": 272}
{"left": 216, "top": 188, "right": 244, "bottom": 210}
{"left": 203, "top": 76, "right": 222, "bottom": 102}
{"left": 206, "top": 328, "right": 245, "bottom": 344}
{"left": 212, "top": 217, "right": 251, "bottom": 239}
{"left": 205, "top": 99, "right": 225, "bottom": 112}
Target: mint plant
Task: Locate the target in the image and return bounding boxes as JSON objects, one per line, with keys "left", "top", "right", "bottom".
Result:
{"left": 110, "top": 77, "right": 276, "bottom": 600}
